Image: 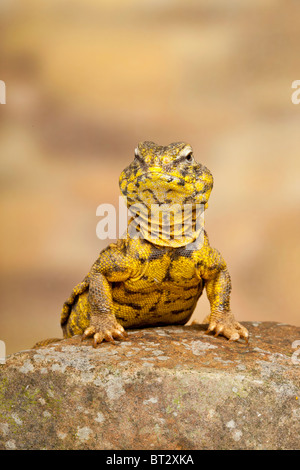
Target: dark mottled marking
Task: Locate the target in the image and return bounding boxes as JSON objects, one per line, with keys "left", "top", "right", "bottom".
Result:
{"left": 183, "top": 284, "right": 200, "bottom": 291}
{"left": 116, "top": 315, "right": 127, "bottom": 322}
{"left": 164, "top": 297, "right": 183, "bottom": 304}
{"left": 123, "top": 285, "right": 160, "bottom": 296}
{"left": 170, "top": 308, "right": 189, "bottom": 315}
{"left": 113, "top": 298, "right": 143, "bottom": 310}
{"left": 141, "top": 188, "right": 162, "bottom": 205}
{"left": 184, "top": 295, "right": 197, "bottom": 302}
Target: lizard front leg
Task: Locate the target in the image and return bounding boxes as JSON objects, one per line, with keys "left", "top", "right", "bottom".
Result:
{"left": 82, "top": 272, "right": 127, "bottom": 347}
{"left": 82, "top": 242, "right": 131, "bottom": 347}
{"left": 205, "top": 269, "right": 248, "bottom": 342}
{"left": 196, "top": 235, "right": 249, "bottom": 342}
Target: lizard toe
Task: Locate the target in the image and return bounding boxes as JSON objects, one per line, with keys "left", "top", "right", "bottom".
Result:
{"left": 93, "top": 332, "right": 105, "bottom": 348}
{"left": 104, "top": 331, "right": 116, "bottom": 344}
{"left": 82, "top": 326, "right": 96, "bottom": 341}
{"left": 207, "top": 317, "right": 249, "bottom": 343}
{"left": 83, "top": 317, "right": 127, "bottom": 347}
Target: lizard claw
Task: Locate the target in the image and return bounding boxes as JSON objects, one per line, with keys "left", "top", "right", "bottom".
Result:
{"left": 104, "top": 331, "right": 116, "bottom": 344}
{"left": 83, "top": 319, "right": 127, "bottom": 347}
{"left": 112, "top": 329, "right": 128, "bottom": 341}
{"left": 93, "top": 332, "right": 105, "bottom": 347}
{"left": 214, "top": 324, "right": 224, "bottom": 337}
{"left": 206, "top": 316, "right": 249, "bottom": 343}
{"left": 81, "top": 326, "right": 96, "bottom": 341}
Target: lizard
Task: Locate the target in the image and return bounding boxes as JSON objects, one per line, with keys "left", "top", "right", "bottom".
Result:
{"left": 60, "top": 141, "right": 249, "bottom": 347}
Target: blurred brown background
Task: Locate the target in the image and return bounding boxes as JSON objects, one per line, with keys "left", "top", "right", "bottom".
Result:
{"left": 0, "top": 0, "right": 300, "bottom": 355}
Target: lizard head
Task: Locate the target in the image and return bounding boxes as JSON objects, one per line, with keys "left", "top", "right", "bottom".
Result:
{"left": 120, "top": 141, "right": 213, "bottom": 208}
{"left": 119, "top": 141, "right": 213, "bottom": 247}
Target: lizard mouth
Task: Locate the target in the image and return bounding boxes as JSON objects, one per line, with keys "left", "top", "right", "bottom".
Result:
{"left": 136, "top": 172, "right": 187, "bottom": 187}
{"left": 135, "top": 171, "right": 189, "bottom": 192}
{"left": 119, "top": 168, "right": 211, "bottom": 209}
{"left": 132, "top": 173, "right": 194, "bottom": 206}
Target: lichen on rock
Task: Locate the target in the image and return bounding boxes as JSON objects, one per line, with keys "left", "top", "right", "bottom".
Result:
{"left": 0, "top": 322, "right": 299, "bottom": 450}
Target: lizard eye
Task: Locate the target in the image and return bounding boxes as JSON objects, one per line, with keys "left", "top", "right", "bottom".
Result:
{"left": 185, "top": 153, "right": 193, "bottom": 163}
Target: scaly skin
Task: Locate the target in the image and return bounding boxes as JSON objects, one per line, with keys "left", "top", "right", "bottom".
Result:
{"left": 61, "top": 142, "right": 249, "bottom": 346}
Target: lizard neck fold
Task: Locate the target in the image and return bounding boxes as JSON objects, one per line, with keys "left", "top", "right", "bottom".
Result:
{"left": 126, "top": 201, "right": 205, "bottom": 248}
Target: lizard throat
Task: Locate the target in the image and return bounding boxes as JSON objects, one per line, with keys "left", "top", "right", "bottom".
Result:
{"left": 126, "top": 202, "right": 204, "bottom": 248}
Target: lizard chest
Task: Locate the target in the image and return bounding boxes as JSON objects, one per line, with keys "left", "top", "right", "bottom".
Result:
{"left": 111, "top": 251, "right": 203, "bottom": 327}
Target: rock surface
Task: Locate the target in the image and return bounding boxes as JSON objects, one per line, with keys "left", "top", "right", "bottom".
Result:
{"left": 0, "top": 322, "right": 300, "bottom": 450}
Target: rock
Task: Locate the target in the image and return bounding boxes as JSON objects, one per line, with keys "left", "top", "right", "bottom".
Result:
{"left": 0, "top": 322, "right": 300, "bottom": 450}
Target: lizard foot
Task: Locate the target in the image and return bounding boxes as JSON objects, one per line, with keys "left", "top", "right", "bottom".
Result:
{"left": 82, "top": 317, "right": 127, "bottom": 347}
{"left": 206, "top": 316, "right": 249, "bottom": 343}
